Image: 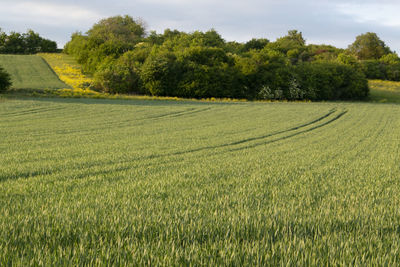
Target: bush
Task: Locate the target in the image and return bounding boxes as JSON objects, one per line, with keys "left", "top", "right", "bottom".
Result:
{"left": 235, "top": 48, "right": 295, "bottom": 100}
{"left": 176, "top": 46, "right": 240, "bottom": 98}
{"left": 94, "top": 52, "right": 144, "bottom": 94}
{"left": 295, "top": 62, "right": 369, "bottom": 100}
{"left": 360, "top": 60, "right": 387, "bottom": 80}
{"left": 140, "top": 49, "right": 181, "bottom": 96}
{"left": 0, "top": 66, "right": 12, "bottom": 92}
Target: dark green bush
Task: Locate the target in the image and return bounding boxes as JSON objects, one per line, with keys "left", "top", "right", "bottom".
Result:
{"left": 295, "top": 62, "right": 369, "bottom": 100}
{"left": 140, "top": 48, "right": 181, "bottom": 96}
{"left": 0, "top": 66, "right": 12, "bottom": 92}
{"left": 176, "top": 46, "right": 240, "bottom": 98}
{"left": 360, "top": 60, "right": 387, "bottom": 80}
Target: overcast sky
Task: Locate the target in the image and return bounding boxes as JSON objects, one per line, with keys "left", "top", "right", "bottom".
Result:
{"left": 0, "top": 0, "right": 399, "bottom": 52}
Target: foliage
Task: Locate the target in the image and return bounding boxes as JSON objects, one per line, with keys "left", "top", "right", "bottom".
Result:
{"left": 0, "top": 29, "right": 57, "bottom": 54}
{"left": 95, "top": 56, "right": 143, "bottom": 94}
{"left": 337, "top": 52, "right": 359, "bottom": 67}
{"left": 175, "top": 46, "right": 241, "bottom": 98}
{"left": 348, "top": 32, "right": 392, "bottom": 60}
{"left": 242, "top": 38, "right": 269, "bottom": 52}
{"left": 62, "top": 16, "right": 374, "bottom": 100}
{"left": 88, "top": 15, "right": 146, "bottom": 44}
{"left": 379, "top": 53, "right": 400, "bottom": 65}
{"left": 64, "top": 15, "right": 146, "bottom": 73}
{"left": 140, "top": 48, "right": 181, "bottom": 96}
{"left": 267, "top": 30, "right": 307, "bottom": 64}
{"left": 358, "top": 59, "right": 400, "bottom": 81}
{"left": 295, "top": 62, "right": 369, "bottom": 100}
{"left": 235, "top": 48, "right": 294, "bottom": 100}
{"left": 0, "top": 66, "right": 11, "bottom": 92}
{"left": 307, "top": 44, "right": 344, "bottom": 62}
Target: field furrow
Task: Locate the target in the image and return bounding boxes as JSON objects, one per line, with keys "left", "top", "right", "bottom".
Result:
{"left": 1, "top": 97, "right": 400, "bottom": 265}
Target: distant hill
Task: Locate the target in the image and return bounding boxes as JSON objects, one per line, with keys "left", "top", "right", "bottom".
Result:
{"left": 0, "top": 55, "right": 69, "bottom": 90}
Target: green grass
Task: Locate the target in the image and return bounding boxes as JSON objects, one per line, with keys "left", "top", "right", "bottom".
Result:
{"left": 0, "top": 54, "right": 69, "bottom": 90}
{"left": 369, "top": 79, "right": 400, "bottom": 103}
{"left": 1, "top": 97, "right": 400, "bottom": 265}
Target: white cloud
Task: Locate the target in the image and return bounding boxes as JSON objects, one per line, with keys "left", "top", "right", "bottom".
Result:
{"left": 336, "top": 3, "right": 400, "bottom": 27}
{"left": 1, "top": 1, "right": 102, "bottom": 27}
{"left": 0, "top": 0, "right": 399, "bottom": 51}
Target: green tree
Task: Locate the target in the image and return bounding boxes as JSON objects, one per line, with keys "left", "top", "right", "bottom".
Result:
{"left": 307, "top": 44, "right": 344, "bottom": 62}
{"left": 242, "top": 38, "right": 269, "bottom": 52}
{"left": 337, "top": 52, "right": 359, "bottom": 67}
{"left": 267, "top": 30, "right": 306, "bottom": 64}
{"left": 295, "top": 62, "right": 368, "bottom": 100}
{"left": 380, "top": 53, "right": 400, "bottom": 65}
{"left": 94, "top": 47, "right": 149, "bottom": 94}
{"left": 235, "top": 48, "right": 294, "bottom": 99}
{"left": 0, "top": 29, "right": 7, "bottom": 53}
{"left": 0, "top": 66, "right": 12, "bottom": 92}
{"left": 348, "top": 32, "right": 391, "bottom": 60}
{"left": 88, "top": 15, "right": 146, "bottom": 45}
{"left": 65, "top": 15, "right": 146, "bottom": 73}
{"left": 176, "top": 46, "right": 239, "bottom": 98}
{"left": 4, "top": 32, "right": 25, "bottom": 54}
{"left": 141, "top": 48, "right": 181, "bottom": 96}
{"left": 269, "top": 30, "right": 305, "bottom": 53}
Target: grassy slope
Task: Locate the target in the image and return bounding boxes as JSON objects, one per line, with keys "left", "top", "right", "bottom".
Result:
{"left": 1, "top": 97, "right": 400, "bottom": 265}
{"left": 0, "top": 54, "right": 69, "bottom": 90}
{"left": 369, "top": 79, "right": 400, "bottom": 103}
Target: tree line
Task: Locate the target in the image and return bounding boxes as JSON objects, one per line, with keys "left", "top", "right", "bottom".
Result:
{"left": 3, "top": 15, "right": 400, "bottom": 99}
{"left": 63, "top": 16, "right": 375, "bottom": 100}
{"left": 0, "top": 29, "right": 58, "bottom": 54}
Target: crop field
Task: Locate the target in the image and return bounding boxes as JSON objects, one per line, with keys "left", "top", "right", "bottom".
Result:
{"left": 0, "top": 55, "right": 68, "bottom": 90}
{"left": 0, "top": 96, "right": 400, "bottom": 265}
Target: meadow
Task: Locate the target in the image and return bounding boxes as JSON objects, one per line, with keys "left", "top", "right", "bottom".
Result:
{"left": 369, "top": 79, "right": 400, "bottom": 103}
{"left": 1, "top": 96, "right": 400, "bottom": 265}
{"left": 0, "top": 55, "right": 68, "bottom": 90}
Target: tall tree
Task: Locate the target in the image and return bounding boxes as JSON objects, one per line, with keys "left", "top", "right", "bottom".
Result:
{"left": 348, "top": 32, "right": 391, "bottom": 60}
{"left": 87, "top": 15, "right": 146, "bottom": 44}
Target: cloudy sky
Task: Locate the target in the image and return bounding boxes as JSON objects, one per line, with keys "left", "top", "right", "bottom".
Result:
{"left": 0, "top": 0, "right": 399, "bottom": 52}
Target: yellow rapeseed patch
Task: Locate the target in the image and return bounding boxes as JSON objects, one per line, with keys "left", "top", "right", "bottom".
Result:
{"left": 39, "top": 53, "right": 100, "bottom": 96}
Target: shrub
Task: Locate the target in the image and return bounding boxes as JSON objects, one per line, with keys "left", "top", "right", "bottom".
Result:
{"left": 0, "top": 66, "right": 12, "bottom": 92}
{"left": 140, "top": 49, "right": 181, "bottom": 96}
{"left": 295, "top": 62, "right": 369, "bottom": 100}
{"left": 94, "top": 56, "right": 143, "bottom": 94}
{"left": 176, "top": 46, "right": 240, "bottom": 98}
{"left": 360, "top": 60, "right": 387, "bottom": 80}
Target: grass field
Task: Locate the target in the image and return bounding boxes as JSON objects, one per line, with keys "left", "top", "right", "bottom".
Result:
{"left": 0, "top": 55, "right": 68, "bottom": 90}
{"left": 1, "top": 96, "right": 400, "bottom": 265}
{"left": 369, "top": 79, "right": 400, "bottom": 103}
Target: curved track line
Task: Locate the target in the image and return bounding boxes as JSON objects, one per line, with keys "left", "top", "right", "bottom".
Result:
{"left": 0, "top": 108, "right": 345, "bottom": 182}
{"left": 0, "top": 106, "right": 66, "bottom": 117}
{"left": 228, "top": 110, "right": 348, "bottom": 152}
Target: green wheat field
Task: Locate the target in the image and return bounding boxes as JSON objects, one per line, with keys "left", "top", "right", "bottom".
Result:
{"left": 0, "top": 55, "right": 68, "bottom": 90}
{"left": 1, "top": 96, "right": 400, "bottom": 265}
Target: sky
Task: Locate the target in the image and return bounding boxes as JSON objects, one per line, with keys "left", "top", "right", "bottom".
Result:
{"left": 0, "top": 0, "right": 399, "bottom": 52}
